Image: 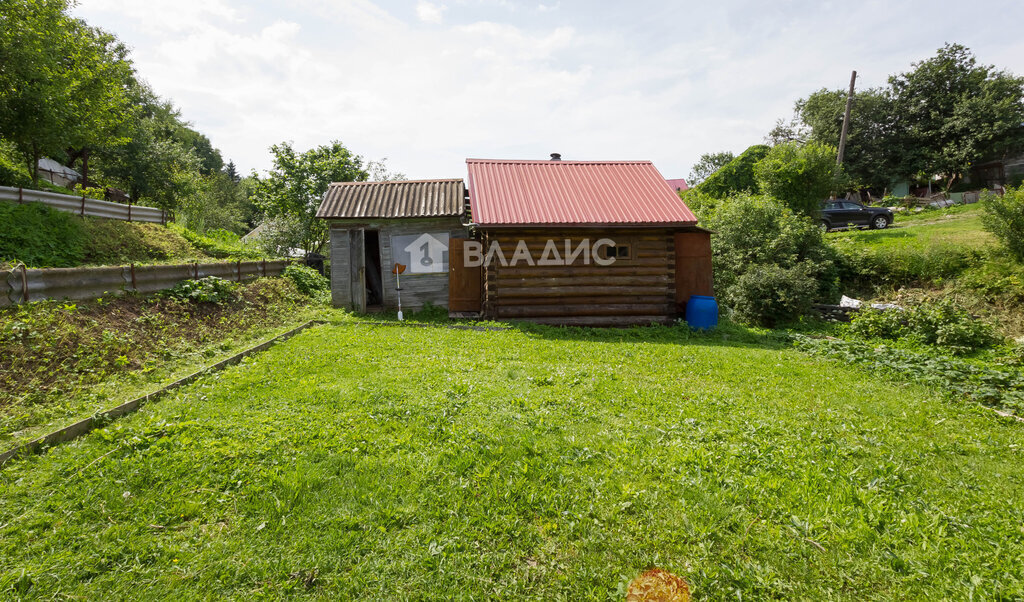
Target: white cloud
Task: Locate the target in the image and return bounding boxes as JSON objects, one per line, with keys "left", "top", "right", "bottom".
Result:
{"left": 416, "top": 1, "right": 446, "bottom": 24}
{"left": 70, "top": 0, "right": 1024, "bottom": 181}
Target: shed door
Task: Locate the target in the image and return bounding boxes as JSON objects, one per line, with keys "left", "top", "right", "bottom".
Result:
{"left": 349, "top": 228, "right": 366, "bottom": 312}
{"left": 674, "top": 232, "right": 713, "bottom": 313}
{"left": 448, "top": 238, "right": 482, "bottom": 313}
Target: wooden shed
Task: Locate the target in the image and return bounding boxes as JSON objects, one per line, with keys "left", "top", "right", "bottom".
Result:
{"left": 462, "top": 157, "right": 713, "bottom": 326}
{"left": 316, "top": 179, "right": 468, "bottom": 312}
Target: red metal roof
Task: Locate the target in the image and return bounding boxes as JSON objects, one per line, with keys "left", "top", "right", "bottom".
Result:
{"left": 466, "top": 159, "right": 697, "bottom": 226}
{"left": 665, "top": 178, "right": 689, "bottom": 192}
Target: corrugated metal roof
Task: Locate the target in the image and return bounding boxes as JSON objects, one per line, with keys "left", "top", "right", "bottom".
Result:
{"left": 665, "top": 178, "right": 689, "bottom": 192}
{"left": 316, "top": 179, "right": 466, "bottom": 219}
{"left": 466, "top": 159, "right": 697, "bottom": 226}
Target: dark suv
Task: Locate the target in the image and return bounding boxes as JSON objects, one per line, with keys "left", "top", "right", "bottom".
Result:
{"left": 819, "top": 200, "right": 893, "bottom": 232}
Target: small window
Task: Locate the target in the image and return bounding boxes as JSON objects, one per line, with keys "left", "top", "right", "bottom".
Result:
{"left": 600, "top": 244, "right": 631, "bottom": 260}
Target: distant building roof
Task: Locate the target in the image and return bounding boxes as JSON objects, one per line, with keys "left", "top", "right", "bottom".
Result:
{"left": 36, "top": 157, "right": 80, "bottom": 179}
{"left": 466, "top": 159, "right": 697, "bottom": 226}
{"left": 665, "top": 178, "right": 689, "bottom": 192}
{"left": 316, "top": 179, "right": 466, "bottom": 219}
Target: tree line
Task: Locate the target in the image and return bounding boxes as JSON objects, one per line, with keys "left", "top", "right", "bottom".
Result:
{"left": 0, "top": 0, "right": 395, "bottom": 254}
{"left": 689, "top": 44, "right": 1024, "bottom": 198}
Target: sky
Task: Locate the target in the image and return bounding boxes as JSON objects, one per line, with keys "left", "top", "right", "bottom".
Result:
{"left": 72, "top": 0, "right": 1024, "bottom": 181}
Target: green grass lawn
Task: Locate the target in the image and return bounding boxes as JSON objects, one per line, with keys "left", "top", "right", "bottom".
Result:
{"left": 830, "top": 203, "right": 992, "bottom": 253}
{"left": 2, "top": 322, "right": 1022, "bottom": 599}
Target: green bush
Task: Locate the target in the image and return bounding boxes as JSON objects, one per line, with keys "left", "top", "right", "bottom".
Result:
{"left": 282, "top": 264, "right": 329, "bottom": 297}
{"left": 695, "top": 145, "right": 769, "bottom": 198}
{"left": 727, "top": 263, "right": 820, "bottom": 326}
{"left": 162, "top": 276, "right": 240, "bottom": 304}
{"left": 170, "top": 223, "right": 262, "bottom": 260}
{"left": 981, "top": 186, "right": 1024, "bottom": 262}
{"left": 753, "top": 141, "right": 842, "bottom": 215}
{"left": 0, "top": 202, "right": 86, "bottom": 266}
{"left": 0, "top": 153, "right": 31, "bottom": 188}
{"left": 850, "top": 298, "right": 999, "bottom": 354}
{"left": 701, "top": 194, "right": 839, "bottom": 326}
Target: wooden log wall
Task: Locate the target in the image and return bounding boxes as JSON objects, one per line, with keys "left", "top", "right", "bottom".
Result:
{"left": 483, "top": 228, "right": 677, "bottom": 327}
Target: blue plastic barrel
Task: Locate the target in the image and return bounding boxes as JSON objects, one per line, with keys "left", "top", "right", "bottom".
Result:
{"left": 685, "top": 295, "right": 718, "bottom": 330}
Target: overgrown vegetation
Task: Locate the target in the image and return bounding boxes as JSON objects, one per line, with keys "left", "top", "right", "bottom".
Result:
{"left": 0, "top": 201, "right": 267, "bottom": 267}
{"left": 698, "top": 194, "right": 839, "bottom": 326}
{"left": 161, "top": 276, "right": 240, "bottom": 304}
{"left": 796, "top": 335, "right": 1023, "bottom": 414}
{"left": 692, "top": 144, "right": 768, "bottom": 198}
{"left": 752, "top": 141, "right": 842, "bottom": 215}
{"left": 0, "top": 277, "right": 313, "bottom": 441}
{"left": 982, "top": 186, "right": 1024, "bottom": 262}
{"left": 282, "top": 264, "right": 330, "bottom": 302}
{"left": 0, "top": 324, "right": 1021, "bottom": 599}
{"left": 0, "top": 202, "right": 85, "bottom": 267}
{"left": 849, "top": 298, "right": 999, "bottom": 355}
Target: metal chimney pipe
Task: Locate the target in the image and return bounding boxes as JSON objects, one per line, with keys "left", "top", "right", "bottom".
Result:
{"left": 550, "top": 153, "right": 561, "bottom": 161}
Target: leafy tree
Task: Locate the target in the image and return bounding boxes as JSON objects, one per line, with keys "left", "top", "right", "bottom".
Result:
{"left": 795, "top": 44, "right": 1024, "bottom": 191}
{"left": 797, "top": 88, "right": 895, "bottom": 190}
{"left": 764, "top": 118, "right": 806, "bottom": 147}
{"left": 887, "top": 44, "right": 1024, "bottom": 187}
{"left": 700, "top": 194, "right": 839, "bottom": 326}
{"left": 0, "top": 0, "right": 134, "bottom": 186}
{"left": 695, "top": 145, "right": 769, "bottom": 198}
{"left": 251, "top": 141, "right": 368, "bottom": 254}
{"left": 687, "top": 151, "right": 734, "bottom": 186}
{"left": 177, "top": 171, "right": 255, "bottom": 234}
{"left": 753, "top": 141, "right": 841, "bottom": 215}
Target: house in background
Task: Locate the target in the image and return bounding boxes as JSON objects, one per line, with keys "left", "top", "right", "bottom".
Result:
{"left": 36, "top": 157, "right": 80, "bottom": 188}
{"left": 464, "top": 157, "right": 713, "bottom": 326}
{"left": 665, "top": 178, "right": 689, "bottom": 193}
{"left": 316, "top": 179, "right": 468, "bottom": 312}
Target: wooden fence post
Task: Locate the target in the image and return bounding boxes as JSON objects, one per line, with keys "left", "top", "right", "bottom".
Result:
{"left": 127, "top": 202, "right": 132, "bottom": 222}
{"left": 130, "top": 263, "right": 137, "bottom": 291}
{"left": 80, "top": 195, "right": 86, "bottom": 216}
{"left": 17, "top": 187, "right": 23, "bottom": 204}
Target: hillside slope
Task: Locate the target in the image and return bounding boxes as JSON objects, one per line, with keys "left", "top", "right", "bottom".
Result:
{"left": 0, "top": 202, "right": 262, "bottom": 268}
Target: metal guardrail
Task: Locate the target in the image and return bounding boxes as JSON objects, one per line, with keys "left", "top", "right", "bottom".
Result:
{"left": 0, "top": 186, "right": 167, "bottom": 223}
{"left": 0, "top": 259, "right": 292, "bottom": 307}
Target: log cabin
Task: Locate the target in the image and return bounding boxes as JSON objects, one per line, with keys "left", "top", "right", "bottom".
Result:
{"left": 459, "top": 156, "right": 713, "bottom": 326}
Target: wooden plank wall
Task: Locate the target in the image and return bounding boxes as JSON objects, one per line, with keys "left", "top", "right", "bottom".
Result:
{"left": 483, "top": 228, "right": 677, "bottom": 327}
{"left": 329, "top": 226, "right": 351, "bottom": 308}
{"left": 673, "top": 231, "right": 714, "bottom": 313}
{"left": 328, "top": 218, "right": 466, "bottom": 311}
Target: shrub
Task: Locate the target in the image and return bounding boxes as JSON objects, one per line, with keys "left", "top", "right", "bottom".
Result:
{"left": 727, "top": 263, "right": 819, "bottom": 326}
{"left": 0, "top": 202, "right": 86, "bottom": 267}
{"left": 695, "top": 145, "right": 770, "bottom": 198}
{"left": 162, "top": 276, "right": 240, "bottom": 304}
{"left": 701, "top": 194, "right": 839, "bottom": 326}
{"left": 283, "top": 264, "right": 329, "bottom": 297}
{"left": 981, "top": 186, "right": 1024, "bottom": 262}
{"left": 753, "top": 141, "right": 842, "bottom": 215}
{"left": 850, "top": 298, "right": 999, "bottom": 354}
{"left": 0, "top": 153, "right": 31, "bottom": 188}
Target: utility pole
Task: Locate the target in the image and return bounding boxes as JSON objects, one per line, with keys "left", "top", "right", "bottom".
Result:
{"left": 836, "top": 70, "right": 857, "bottom": 166}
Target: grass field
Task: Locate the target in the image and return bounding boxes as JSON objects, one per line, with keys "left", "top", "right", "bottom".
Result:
{"left": 830, "top": 203, "right": 992, "bottom": 253}
{"left": 2, "top": 322, "right": 1022, "bottom": 599}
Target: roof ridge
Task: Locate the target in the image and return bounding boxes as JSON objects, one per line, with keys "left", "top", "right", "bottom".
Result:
{"left": 328, "top": 178, "right": 464, "bottom": 186}
{"left": 465, "top": 159, "right": 654, "bottom": 165}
